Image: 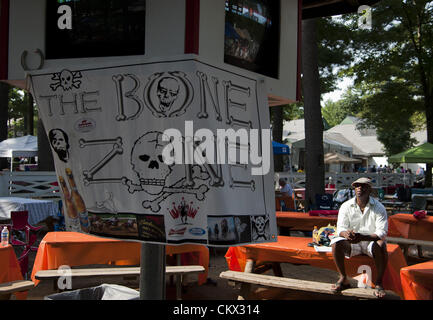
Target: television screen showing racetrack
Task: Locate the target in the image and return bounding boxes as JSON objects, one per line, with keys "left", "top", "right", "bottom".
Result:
{"left": 224, "top": 0, "right": 280, "bottom": 79}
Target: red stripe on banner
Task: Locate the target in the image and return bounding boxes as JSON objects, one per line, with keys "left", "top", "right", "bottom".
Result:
{"left": 185, "top": 0, "right": 200, "bottom": 54}
{"left": 296, "top": 0, "right": 302, "bottom": 102}
{"left": 0, "top": 0, "right": 9, "bottom": 80}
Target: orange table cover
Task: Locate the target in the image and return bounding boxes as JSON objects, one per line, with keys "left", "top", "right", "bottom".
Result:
{"left": 276, "top": 211, "right": 337, "bottom": 231}
{"left": 388, "top": 214, "right": 433, "bottom": 241}
{"left": 400, "top": 261, "right": 433, "bottom": 300}
{"left": 0, "top": 245, "right": 29, "bottom": 300}
{"left": 225, "top": 236, "right": 407, "bottom": 298}
{"left": 30, "top": 232, "right": 209, "bottom": 286}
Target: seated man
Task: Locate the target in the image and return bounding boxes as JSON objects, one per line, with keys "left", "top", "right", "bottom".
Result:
{"left": 277, "top": 178, "right": 293, "bottom": 197}
{"left": 331, "top": 177, "right": 388, "bottom": 298}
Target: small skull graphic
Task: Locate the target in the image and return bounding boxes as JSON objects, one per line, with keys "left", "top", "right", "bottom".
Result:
{"left": 131, "top": 131, "right": 173, "bottom": 195}
{"left": 60, "top": 70, "right": 74, "bottom": 91}
{"left": 156, "top": 77, "right": 180, "bottom": 113}
{"left": 252, "top": 216, "right": 269, "bottom": 240}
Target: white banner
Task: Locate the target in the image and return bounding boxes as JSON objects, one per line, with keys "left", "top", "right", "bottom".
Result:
{"left": 29, "top": 57, "right": 277, "bottom": 246}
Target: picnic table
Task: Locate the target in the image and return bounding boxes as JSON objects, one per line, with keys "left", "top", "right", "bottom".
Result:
{"left": 276, "top": 211, "right": 337, "bottom": 232}
{"left": 380, "top": 199, "right": 408, "bottom": 215}
{"left": 386, "top": 214, "right": 433, "bottom": 258}
{"left": 0, "top": 197, "right": 59, "bottom": 225}
{"left": 400, "top": 260, "right": 433, "bottom": 300}
{"left": 0, "top": 245, "right": 32, "bottom": 300}
{"left": 388, "top": 214, "right": 433, "bottom": 241}
{"left": 225, "top": 236, "right": 407, "bottom": 298}
{"left": 30, "top": 232, "right": 209, "bottom": 286}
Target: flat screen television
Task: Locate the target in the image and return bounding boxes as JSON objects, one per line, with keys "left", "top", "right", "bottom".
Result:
{"left": 224, "top": 0, "right": 280, "bottom": 79}
{"left": 45, "top": 0, "right": 146, "bottom": 59}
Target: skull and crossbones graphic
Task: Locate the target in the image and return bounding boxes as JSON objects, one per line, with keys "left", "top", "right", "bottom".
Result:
{"left": 50, "top": 69, "right": 82, "bottom": 91}
{"left": 252, "top": 215, "right": 270, "bottom": 241}
{"left": 122, "top": 131, "right": 210, "bottom": 212}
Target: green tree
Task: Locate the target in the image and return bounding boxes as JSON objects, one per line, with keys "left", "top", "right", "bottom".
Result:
{"left": 317, "top": 17, "right": 355, "bottom": 95}
{"left": 349, "top": 81, "right": 422, "bottom": 156}
{"left": 322, "top": 99, "right": 353, "bottom": 128}
{"left": 336, "top": 0, "right": 433, "bottom": 184}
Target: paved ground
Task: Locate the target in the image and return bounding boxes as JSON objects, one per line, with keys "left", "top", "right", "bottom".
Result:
{"left": 14, "top": 228, "right": 433, "bottom": 300}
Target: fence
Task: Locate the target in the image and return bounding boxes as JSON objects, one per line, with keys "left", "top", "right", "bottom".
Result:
{"left": 0, "top": 171, "right": 418, "bottom": 198}
{"left": 0, "top": 171, "right": 60, "bottom": 198}
{"left": 275, "top": 172, "right": 416, "bottom": 190}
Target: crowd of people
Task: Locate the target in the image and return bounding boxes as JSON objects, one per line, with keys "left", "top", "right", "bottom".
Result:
{"left": 362, "top": 164, "right": 411, "bottom": 174}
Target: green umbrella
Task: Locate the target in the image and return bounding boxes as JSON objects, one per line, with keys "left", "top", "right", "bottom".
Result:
{"left": 388, "top": 142, "right": 433, "bottom": 163}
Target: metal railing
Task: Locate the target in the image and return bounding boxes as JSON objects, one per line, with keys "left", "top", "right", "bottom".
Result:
{"left": 275, "top": 172, "right": 416, "bottom": 190}
{"left": 0, "top": 171, "right": 60, "bottom": 198}
{"left": 0, "top": 170, "right": 418, "bottom": 198}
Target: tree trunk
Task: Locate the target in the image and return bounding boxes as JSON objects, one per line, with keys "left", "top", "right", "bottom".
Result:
{"left": 271, "top": 105, "right": 284, "bottom": 172}
{"left": 37, "top": 119, "right": 55, "bottom": 171}
{"left": 27, "top": 93, "right": 34, "bottom": 136}
{"left": 425, "top": 93, "right": 433, "bottom": 187}
{"left": 0, "top": 82, "right": 9, "bottom": 169}
{"left": 302, "top": 18, "right": 325, "bottom": 210}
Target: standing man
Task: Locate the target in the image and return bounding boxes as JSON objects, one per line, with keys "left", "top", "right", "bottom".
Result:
{"left": 331, "top": 177, "right": 388, "bottom": 298}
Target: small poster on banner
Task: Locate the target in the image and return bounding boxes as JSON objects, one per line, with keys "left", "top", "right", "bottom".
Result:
{"left": 28, "top": 57, "right": 277, "bottom": 246}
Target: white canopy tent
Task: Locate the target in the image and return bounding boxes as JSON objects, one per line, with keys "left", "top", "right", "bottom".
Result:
{"left": 0, "top": 135, "right": 38, "bottom": 171}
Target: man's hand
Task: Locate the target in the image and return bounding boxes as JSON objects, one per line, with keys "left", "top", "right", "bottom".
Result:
{"left": 341, "top": 230, "right": 363, "bottom": 243}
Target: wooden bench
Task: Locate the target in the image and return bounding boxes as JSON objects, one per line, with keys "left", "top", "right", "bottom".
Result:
{"left": 220, "top": 270, "right": 400, "bottom": 300}
{"left": 387, "top": 237, "right": 433, "bottom": 259}
{"left": 0, "top": 280, "right": 35, "bottom": 300}
{"left": 35, "top": 265, "right": 205, "bottom": 300}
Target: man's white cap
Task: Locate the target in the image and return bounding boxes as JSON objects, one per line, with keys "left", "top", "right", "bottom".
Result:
{"left": 351, "top": 177, "right": 372, "bottom": 187}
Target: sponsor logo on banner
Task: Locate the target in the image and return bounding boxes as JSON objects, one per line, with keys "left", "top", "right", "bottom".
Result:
{"left": 75, "top": 118, "right": 96, "bottom": 133}
{"left": 189, "top": 228, "right": 206, "bottom": 236}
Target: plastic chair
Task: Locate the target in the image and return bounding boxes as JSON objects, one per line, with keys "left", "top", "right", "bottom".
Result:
{"left": 276, "top": 194, "right": 296, "bottom": 211}
{"left": 411, "top": 196, "right": 427, "bottom": 211}
{"left": 16, "top": 232, "right": 39, "bottom": 278}
{"left": 10, "top": 211, "right": 42, "bottom": 278}
{"left": 11, "top": 211, "right": 42, "bottom": 246}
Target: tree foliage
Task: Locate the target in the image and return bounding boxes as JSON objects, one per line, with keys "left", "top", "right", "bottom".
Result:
{"left": 317, "top": 17, "right": 355, "bottom": 95}
{"left": 327, "top": 0, "right": 433, "bottom": 161}
{"left": 7, "top": 88, "right": 37, "bottom": 137}
{"left": 351, "top": 81, "right": 422, "bottom": 156}
{"left": 321, "top": 90, "right": 360, "bottom": 127}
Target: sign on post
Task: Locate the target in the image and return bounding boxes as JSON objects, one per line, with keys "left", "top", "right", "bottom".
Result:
{"left": 29, "top": 56, "right": 277, "bottom": 246}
